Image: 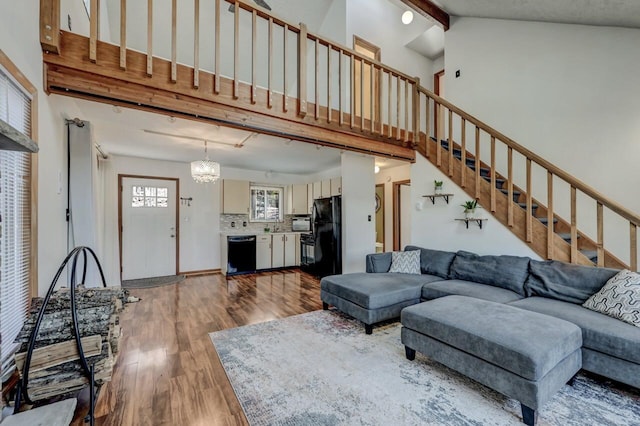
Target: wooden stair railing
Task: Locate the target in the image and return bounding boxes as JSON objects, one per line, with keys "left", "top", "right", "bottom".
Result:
{"left": 415, "top": 88, "right": 640, "bottom": 270}
{"left": 39, "top": 0, "right": 639, "bottom": 269}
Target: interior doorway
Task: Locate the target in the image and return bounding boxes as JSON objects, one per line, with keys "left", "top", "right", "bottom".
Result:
{"left": 434, "top": 69, "right": 445, "bottom": 139}
{"left": 353, "top": 36, "right": 381, "bottom": 125}
{"left": 393, "top": 180, "right": 411, "bottom": 251}
{"left": 375, "top": 184, "right": 385, "bottom": 252}
{"left": 119, "top": 175, "right": 179, "bottom": 281}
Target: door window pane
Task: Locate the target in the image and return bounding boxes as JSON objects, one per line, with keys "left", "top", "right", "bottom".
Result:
{"left": 132, "top": 186, "right": 168, "bottom": 208}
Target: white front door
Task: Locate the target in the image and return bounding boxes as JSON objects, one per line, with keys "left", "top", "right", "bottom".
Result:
{"left": 121, "top": 177, "right": 177, "bottom": 280}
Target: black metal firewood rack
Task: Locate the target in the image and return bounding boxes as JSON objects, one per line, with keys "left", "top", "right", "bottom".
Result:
{"left": 14, "top": 246, "right": 108, "bottom": 425}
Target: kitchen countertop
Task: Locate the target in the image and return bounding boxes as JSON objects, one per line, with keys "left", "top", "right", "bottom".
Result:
{"left": 221, "top": 231, "right": 311, "bottom": 236}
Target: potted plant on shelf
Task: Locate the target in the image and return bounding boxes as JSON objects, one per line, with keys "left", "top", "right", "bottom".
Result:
{"left": 434, "top": 180, "right": 444, "bottom": 194}
{"left": 461, "top": 200, "right": 478, "bottom": 219}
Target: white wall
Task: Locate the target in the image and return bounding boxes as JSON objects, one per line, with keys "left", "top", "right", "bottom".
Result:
{"left": 375, "top": 164, "right": 410, "bottom": 251}
{"left": 445, "top": 17, "right": 640, "bottom": 263}
{"left": 341, "top": 152, "right": 375, "bottom": 272}
{"left": 102, "top": 155, "right": 221, "bottom": 284}
{"left": 346, "top": 0, "right": 434, "bottom": 88}
{"left": 1, "top": 0, "right": 72, "bottom": 296}
{"left": 411, "top": 155, "right": 541, "bottom": 258}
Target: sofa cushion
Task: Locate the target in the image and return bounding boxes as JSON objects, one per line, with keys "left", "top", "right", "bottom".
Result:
{"left": 365, "top": 252, "right": 392, "bottom": 273}
{"left": 404, "top": 246, "right": 456, "bottom": 279}
{"left": 421, "top": 279, "right": 523, "bottom": 303}
{"left": 402, "top": 296, "right": 582, "bottom": 381}
{"left": 525, "top": 260, "right": 619, "bottom": 304}
{"left": 509, "top": 297, "right": 640, "bottom": 364}
{"left": 449, "top": 251, "right": 529, "bottom": 297}
{"left": 389, "top": 250, "right": 421, "bottom": 274}
{"left": 582, "top": 270, "right": 640, "bottom": 327}
{"left": 320, "top": 272, "right": 441, "bottom": 310}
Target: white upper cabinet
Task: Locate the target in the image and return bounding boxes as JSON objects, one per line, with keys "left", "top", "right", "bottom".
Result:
{"left": 222, "top": 180, "right": 250, "bottom": 214}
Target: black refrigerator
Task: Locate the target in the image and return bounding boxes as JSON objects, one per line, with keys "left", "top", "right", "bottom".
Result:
{"left": 312, "top": 196, "right": 342, "bottom": 277}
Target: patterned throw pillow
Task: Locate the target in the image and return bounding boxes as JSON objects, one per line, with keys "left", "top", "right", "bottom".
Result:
{"left": 388, "top": 250, "right": 421, "bottom": 275}
{"left": 582, "top": 269, "right": 640, "bottom": 327}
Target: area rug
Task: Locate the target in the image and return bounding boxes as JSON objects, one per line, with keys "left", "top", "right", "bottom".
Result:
{"left": 121, "top": 274, "right": 185, "bottom": 289}
{"left": 209, "top": 310, "right": 640, "bottom": 426}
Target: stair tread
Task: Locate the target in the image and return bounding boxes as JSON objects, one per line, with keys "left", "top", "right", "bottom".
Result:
{"left": 499, "top": 188, "right": 521, "bottom": 195}
{"left": 538, "top": 217, "right": 559, "bottom": 224}
{"left": 557, "top": 232, "right": 581, "bottom": 240}
{"left": 580, "top": 250, "right": 598, "bottom": 261}
{"left": 517, "top": 202, "right": 539, "bottom": 208}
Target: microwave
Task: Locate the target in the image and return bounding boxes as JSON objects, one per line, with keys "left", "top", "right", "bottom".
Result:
{"left": 292, "top": 217, "right": 311, "bottom": 232}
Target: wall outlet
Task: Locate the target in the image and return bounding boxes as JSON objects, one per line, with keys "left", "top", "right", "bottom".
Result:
{"left": 231, "top": 221, "right": 236, "bottom": 228}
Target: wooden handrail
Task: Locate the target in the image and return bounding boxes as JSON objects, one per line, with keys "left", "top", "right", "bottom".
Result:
{"left": 419, "top": 87, "right": 640, "bottom": 227}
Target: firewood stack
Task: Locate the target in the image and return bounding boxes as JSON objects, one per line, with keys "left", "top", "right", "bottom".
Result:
{"left": 13, "top": 286, "right": 135, "bottom": 402}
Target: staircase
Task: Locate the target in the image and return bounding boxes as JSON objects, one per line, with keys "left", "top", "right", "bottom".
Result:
{"left": 38, "top": 0, "right": 640, "bottom": 270}
{"left": 412, "top": 89, "right": 639, "bottom": 270}
{"left": 426, "top": 138, "right": 622, "bottom": 268}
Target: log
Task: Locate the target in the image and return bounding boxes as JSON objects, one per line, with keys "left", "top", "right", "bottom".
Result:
{"left": 14, "top": 335, "right": 102, "bottom": 373}
{"left": 13, "top": 286, "right": 135, "bottom": 402}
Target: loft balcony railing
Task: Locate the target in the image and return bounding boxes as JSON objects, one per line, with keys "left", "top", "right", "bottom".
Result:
{"left": 39, "top": 0, "right": 639, "bottom": 270}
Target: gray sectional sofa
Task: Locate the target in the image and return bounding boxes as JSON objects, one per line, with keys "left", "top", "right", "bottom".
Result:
{"left": 320, "top": 246, "right": 640, "bottom": 390}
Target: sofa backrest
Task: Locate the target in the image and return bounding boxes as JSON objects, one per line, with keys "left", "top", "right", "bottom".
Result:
{"left": 365, "top": 252, "right": 392, "bottom": 273}
{"left": 404, "top": 246, "right": 456, "bottom": 279}
{"left": 450, "top": 250, "right": 530, "bottom": 297}
{"left": 525, "top": 260, "right": 619, "bottom": 304}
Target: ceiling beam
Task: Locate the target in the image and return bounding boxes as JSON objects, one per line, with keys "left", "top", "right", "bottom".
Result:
{"left": 399, "top": 0, "right": 450, "bottom": 31}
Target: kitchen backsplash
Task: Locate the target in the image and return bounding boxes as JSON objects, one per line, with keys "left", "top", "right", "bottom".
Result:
{"left": 220, "top": 214, "right": 302, "bottom": 233}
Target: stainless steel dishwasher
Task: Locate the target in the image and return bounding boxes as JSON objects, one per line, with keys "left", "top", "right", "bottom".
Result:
{"left": 226, "top": 235, "right": 257, "bottom": 276}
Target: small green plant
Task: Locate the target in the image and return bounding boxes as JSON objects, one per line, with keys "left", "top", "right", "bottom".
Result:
{"left": 434, "top": 180, "right": 443, "bottom": 187}
{"left": 461, "top": 200, "right": 478, "bottom": 212}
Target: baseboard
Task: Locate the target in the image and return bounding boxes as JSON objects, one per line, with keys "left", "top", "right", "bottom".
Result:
{"left": 181, "top": 269, "right": 222, "bottom": 277}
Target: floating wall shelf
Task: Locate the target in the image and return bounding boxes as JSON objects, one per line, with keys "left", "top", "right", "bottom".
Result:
{"left": 456, "top": 218, "right": 488, "bottom": 229}
{"left": 0, "top": 119, "right": 38, "bottom": 153}
{"left": 423, "top": 193, "right": 454, "bottom": 205}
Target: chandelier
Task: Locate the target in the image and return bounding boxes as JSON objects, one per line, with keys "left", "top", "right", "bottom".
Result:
{"left": 191, "top": 140, "right": 220, "bottom": 183}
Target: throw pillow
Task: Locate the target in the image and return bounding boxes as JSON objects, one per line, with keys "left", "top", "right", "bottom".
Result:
{"left": 582, "top": 269, "right": 640, "bottom": 327}
{"left": 388, "top": 250, "right": 421, "bottom": 274}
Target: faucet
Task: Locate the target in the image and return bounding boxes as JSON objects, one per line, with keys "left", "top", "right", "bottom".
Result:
{"left": 273, "top": 222, "right": 280, "bottom": 232}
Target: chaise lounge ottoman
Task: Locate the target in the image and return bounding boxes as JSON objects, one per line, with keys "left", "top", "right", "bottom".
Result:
{"left": 320, "top": 272, "right": 442, "bottom": 334}
{"left": 401, "top": 296, "right": 582, "bottom": 425}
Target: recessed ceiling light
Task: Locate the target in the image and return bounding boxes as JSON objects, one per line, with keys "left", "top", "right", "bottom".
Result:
{"left": 112, "top": 105, "right": 122, "bottom": 114}
{"left": 374, "top": 165, "right": 381, "bottom": 174}
{"left": 402, "top": 10, "right": 414, "bottom": 25}
{"left": 167, "top": 116, "right": 176, "bottom": 123}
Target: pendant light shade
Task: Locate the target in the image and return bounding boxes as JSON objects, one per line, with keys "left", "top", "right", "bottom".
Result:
{"left": 191, "top": 141, "right": 221, "bottom": 183}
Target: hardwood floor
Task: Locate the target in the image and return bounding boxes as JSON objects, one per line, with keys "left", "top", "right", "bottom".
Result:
{"left": 73, "top": 269, "right": 322, "bottom": 426}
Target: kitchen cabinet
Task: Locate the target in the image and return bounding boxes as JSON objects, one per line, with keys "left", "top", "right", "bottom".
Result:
{"left": 312, "top": 181, "right": 322, "bottom": 200}
{"left": 256, "top": 235, "right": 272, "bottom": 270}
{"left": 284, "top": 233, "right": 297, "bottom": 267}
{"left": 271, "top": 234, "right": 285, "bottom": 268}
{"left": 330, "top": 177, "right": 342, "bottom": 196}
{"left": 321, "top": 179, "right": 331, "bottom": 197}
{"left": 222, "top": 180, "right": 250, "bottom": 214}
{"left": 295, "top": 233, "right": 301, "bottom": 266}
{"left": 291, "top": 184, "right": 308, "bottom": 214}
{"left": 307, "top": 183, "right": 314, "bottom": 214}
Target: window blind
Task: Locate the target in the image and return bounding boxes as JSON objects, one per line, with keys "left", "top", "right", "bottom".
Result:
{"left": 0, "top": 66, "right": 32, "bottom": 373}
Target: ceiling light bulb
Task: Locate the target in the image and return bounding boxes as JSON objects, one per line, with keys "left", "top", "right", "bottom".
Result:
{"left": 374, "top": 165, "right": 380, "bottom": 174}
{"left": 402, "top": 10, "right": 414, "bottom": 25}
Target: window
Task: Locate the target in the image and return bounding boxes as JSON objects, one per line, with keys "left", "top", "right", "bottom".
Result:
{"left": 0, "top": 52, "right": 36, "bottom": 375}
{"left": 131, "top": 186, "right": 168, "bottom": 208}
{"left": 250, "top": 186, "right": 283, "bottom": 222}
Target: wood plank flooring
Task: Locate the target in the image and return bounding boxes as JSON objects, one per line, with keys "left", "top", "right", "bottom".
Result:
{"left": 73, "top": 269, "right": 322, "bottom": 426}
